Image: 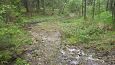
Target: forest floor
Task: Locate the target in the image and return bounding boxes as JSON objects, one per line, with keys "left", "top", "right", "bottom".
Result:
{"left": 20, "top": 16, "right": 115, "bottom": 65}
{"left": 22, "top": 21, "right": 61, "bottom": 65}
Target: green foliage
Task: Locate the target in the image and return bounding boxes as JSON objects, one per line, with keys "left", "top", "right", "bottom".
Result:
{"left": 0, "top": 51, "right": 12, "bottom": 64}
{"left": 14, "top": 58, "right": 29, "bottom": 65}
{"left": 60, "top": 19, "right": 104, "bottom": 43}
{"left": 0, "top": 24, "right": 31, "bottom": 47}
{"left": 95, "top": 11, "right": 112, "bottom": 24}
{"left": 0, "top": 4, "right": 21, "bottom": 22}
{"left": 68, "top": 0, "right": 81, "bottom": 13}
{"left": 0, "top": 3, "right": 31, "bottom": 64}
{"left": 0, "top": 23, "right": 31, "bottom": 64}
{"left": 59, "top": 12, "right": 114, "bottom": 51}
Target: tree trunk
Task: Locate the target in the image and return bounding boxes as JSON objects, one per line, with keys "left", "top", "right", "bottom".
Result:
{"left": 37, "top": 0, "right": 40, "bottom": 13}
{"left": 52, "top": 0, "right": 55, "bottom": 15}
{"left": 23, "top": 0, "right": 29, "bottom": 12}
{"left": 98, "top": 0, "right": 101, "bottom": 18}
{"left": 42, "top": 0, "right": 45, "bottom": 15}
{"left": 106, "top": 0, "right": 110, "bottom": 11}
{"left": 84, "top": 0, "right": 87, "bottom": 19}
{"left": 112, "top": 0, "right": 115, "bottom": 22}
{"left": 82, "top": 0, "right": 84, "bottom": 16}
{"left": 92, "top": 0, "right": 96, "bottom": 19}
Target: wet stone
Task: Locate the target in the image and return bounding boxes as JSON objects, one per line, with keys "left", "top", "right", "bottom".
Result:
{"left": 69, "top": 61, "right": 79, "bottom": 65}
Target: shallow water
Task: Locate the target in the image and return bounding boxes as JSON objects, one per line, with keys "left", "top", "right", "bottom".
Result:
{"left": 58, "top": 46, "right": 107, "bottom": 65}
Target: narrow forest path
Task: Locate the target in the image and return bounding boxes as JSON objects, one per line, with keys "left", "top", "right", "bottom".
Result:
{"left": 22, "top": 21, "right": 62, "bottom": 65}
{"left": 21, "top": 20, "right": 113, "bottom": 65}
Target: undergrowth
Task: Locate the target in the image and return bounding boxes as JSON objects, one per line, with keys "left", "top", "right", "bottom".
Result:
{"left": 0, "top": 20, "right": 31, "bottom": 65}
{"left": 59, "top": 12, "right": 115, "bottom": 51}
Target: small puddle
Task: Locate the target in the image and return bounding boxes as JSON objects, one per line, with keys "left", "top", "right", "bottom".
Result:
{"left": 58, "top": 45, "right": 107, "bottom": 65}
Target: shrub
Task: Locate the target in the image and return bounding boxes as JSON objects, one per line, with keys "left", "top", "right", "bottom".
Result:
{"left": 0, "top": 23, "right": 31, "bottom": 64}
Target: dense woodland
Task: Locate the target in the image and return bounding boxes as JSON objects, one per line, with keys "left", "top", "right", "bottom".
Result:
{"left": 0, "top": 0, "right": 115, "bottom": 65}
{"left": 0, "top": 0, "right": 115, "bottom": 21}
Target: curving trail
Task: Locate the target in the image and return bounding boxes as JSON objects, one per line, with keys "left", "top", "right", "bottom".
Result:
{"left": 22, "top": 21, "right": 113, "bottom": 65}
